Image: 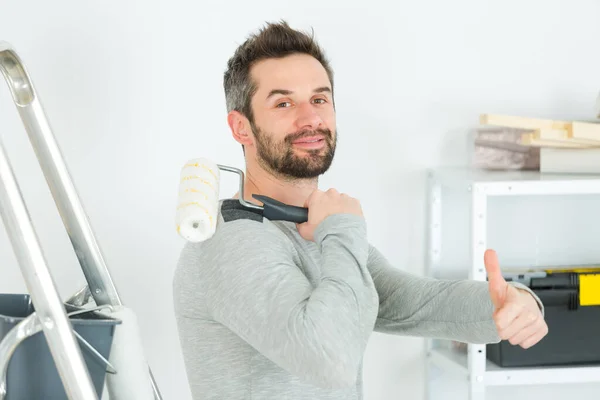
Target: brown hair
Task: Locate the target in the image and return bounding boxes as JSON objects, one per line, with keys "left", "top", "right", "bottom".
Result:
{"left": 223, "top": 20, "right": 334, "bottom": 127}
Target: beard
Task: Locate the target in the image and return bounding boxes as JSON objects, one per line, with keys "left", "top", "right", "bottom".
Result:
{"left": 250, "top": 121, "right": 337, "bottom": 180}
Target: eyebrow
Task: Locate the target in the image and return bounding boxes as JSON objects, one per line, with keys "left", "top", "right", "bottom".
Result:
{"left": 266, "top": 86, "right": 332, "bottom": 100}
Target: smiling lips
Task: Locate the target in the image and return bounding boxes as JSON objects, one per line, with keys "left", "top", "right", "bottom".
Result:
{"left": 292, "top": 136, "right": 326, "bottom": 149}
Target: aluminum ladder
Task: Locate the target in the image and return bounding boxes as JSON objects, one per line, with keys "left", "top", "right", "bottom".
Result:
{"left": 0, "top": 41, "right": 162, "bottom": 399}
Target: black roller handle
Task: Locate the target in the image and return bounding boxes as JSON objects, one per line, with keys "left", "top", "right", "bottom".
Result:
{"left": 252, "top": 194, "right": 309, "bottom": 223}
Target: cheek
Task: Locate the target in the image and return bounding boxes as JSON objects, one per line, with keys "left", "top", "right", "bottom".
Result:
{"left": 320, "top": 109, "right": 336, "bottom": 130}
{"left": 268, "top": 114, "right": 297, "bottom": 136}
{"left": 256, "top": 118, "right": 293, "bottom": 144}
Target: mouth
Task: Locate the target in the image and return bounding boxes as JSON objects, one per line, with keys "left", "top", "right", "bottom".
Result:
{"left": 292, "top": 136, "right": 326, "bottom": 149}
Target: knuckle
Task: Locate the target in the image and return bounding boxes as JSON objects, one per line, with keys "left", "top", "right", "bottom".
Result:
{"left": 528, "top": 313, "right": 538, "bottom": 323}
{"left": 309, "top": 189, "right": 321, "bottom": 199}
{"left": 514, "top": 303, "right": 524, "bottom": 313}
{"left": 493, "top": 313, "right": 504, "bottom": 326}
{"left": 495, "top": 320, "right": 505, "bottom": 333}
{"left": 524, "top": 337, "right": 537, "bottom": 348}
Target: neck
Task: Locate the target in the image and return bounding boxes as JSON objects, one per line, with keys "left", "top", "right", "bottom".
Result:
{"left": 233, "top": 157, "right": 318, "bottom": 208}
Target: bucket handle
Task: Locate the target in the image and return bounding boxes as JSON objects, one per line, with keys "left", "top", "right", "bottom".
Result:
{"left": 0, "top": 305, "right": 118, "bottom": 399}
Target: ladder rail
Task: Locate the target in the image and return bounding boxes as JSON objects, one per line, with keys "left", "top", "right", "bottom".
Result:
{"left": 0, "top": 42, "right": 162, "bottom": 399}
{"left": 0, "top": 41, "right": 121, "bottom": 308}
{"left": 0, "top": 136, "right": 98, "bottom": 398}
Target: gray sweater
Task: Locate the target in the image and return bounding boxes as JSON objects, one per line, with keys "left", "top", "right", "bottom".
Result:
{"left": 173, "top": 199, "right": 542, "bottom": 399}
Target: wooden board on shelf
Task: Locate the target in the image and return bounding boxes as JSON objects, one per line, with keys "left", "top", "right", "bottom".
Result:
{"left": 481, "top": 114, "right": 600, "bottom": 144}
{"left": 520, "top": 132, "right": 600, "bottom": 148}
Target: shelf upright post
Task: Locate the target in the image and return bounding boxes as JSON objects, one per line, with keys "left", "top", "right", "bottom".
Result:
{"left": 469, "top": 182, "right": 489, "bottom": 400}
{"left": 424, "top": 173, "right": 443, "bottom": 400}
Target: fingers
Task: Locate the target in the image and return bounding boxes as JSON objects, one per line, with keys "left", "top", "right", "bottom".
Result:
{"left": 505, "top": 316, "right": 547, "bottom": 349}
{"left": 493, "top": 300, "right": 523, "bottom": 332}
{"left": 496, "top": 310, "right": 540, "bottom": 344}
{"left": 496, "top": 311, "right": 548, "bottom": 349}
{"left": 295, "top": 221, "right": 314, "bottom": 242}
{"left": 508, "top": 317, "right": 544, "bottom": 347}
{"left": 493, "top": 289, "right": 549, "bottom": 349}
{"left": 519, "top": 322, "right": 549, "bottom": 349}
{"left": 299, "top": 188, "right": 363, "bottom": 242}
{"left": 304, "top": 189, "right": 323, "bottom": 207}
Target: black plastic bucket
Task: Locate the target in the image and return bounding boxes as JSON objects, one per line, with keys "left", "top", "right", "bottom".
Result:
{"left": 0, "top": 293, "right": 121, "bottom": 400}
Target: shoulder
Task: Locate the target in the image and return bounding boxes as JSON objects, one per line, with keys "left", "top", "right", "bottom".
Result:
{"left": 219, "top": 198, "right": 263, "bottom": 223}
{"left": 175, "top": 200, "right": 300, "bottom": 297}
{"left": 178, "top": 199, "right": 293, "bottom": 263}
{"left": 215, "top": 199, "right": 291, "bottom": 242}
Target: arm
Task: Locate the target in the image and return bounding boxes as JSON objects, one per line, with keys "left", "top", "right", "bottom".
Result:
{"left": 200, "top": 214, "right": 379, "bottom": 389}
{"left": 368, "top": 245, "right": 544, "bottom": 344}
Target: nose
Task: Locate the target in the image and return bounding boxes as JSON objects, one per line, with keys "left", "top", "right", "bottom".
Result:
{"left": 295, "top": 102, "right": 323, "bottom": 131}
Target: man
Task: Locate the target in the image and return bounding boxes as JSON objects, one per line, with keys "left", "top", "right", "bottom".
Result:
{"left": 173, "top": 21, "right": 548, "bottom": 399}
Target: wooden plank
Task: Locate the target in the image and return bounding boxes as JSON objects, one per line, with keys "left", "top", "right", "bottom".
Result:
{"left": 520, "top": 132, "right": 599, "bottom": 148}
{"left": 569, "top": 121, "right": 600, "bottom": 141}
{"left": 480, "top": 114, "right": 570, "bottom": 130}
{"left": 480, "top": 114, "right": 600, "bottom": 142}
{"left": 535, "top": 129, "right": 600, "bottom": 145}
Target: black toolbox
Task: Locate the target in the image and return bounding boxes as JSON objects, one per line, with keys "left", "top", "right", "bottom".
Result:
{"left": 486, "top": 270, "right": 600, "bottom": 368}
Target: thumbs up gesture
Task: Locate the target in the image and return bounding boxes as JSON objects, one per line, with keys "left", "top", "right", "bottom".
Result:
{"left": 485, "top": 249, "right": 548, "bottom": 349}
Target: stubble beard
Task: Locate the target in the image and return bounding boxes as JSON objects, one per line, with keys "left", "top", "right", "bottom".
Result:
{"left": 250, "top": 121, "right": 337, "bottom": 181}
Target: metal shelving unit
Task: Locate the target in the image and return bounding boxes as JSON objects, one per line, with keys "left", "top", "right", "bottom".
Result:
{"left": 424, "top": 167, "right": 600, "bottom": 400}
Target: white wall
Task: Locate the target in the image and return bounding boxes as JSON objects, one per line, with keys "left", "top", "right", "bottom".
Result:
{"left": 1, "top": 1, "right": 599, "bottom": 399}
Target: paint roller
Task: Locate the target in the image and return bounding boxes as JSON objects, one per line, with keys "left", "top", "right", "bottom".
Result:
{"left": 175, "top": 158, "right": 309, "bottom": 242}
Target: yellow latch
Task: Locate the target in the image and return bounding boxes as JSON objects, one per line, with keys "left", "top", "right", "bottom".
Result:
{"left": 580, "top": 273, "right": 600, "bottom": 306}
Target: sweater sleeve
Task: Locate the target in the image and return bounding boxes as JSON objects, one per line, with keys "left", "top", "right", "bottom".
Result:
{"left": 367, "top": 245, "right": 545, "bottom": 343}
{"left": 200, "top": 214, "right": 379, "bottom": 389}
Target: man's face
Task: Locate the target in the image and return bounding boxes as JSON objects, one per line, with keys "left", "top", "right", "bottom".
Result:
{"left": 247, "top": 53, "right": 336, "bottom": 179}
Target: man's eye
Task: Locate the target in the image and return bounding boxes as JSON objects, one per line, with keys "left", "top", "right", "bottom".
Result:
{"left": 276, "top": 102, "right": 291, "bottom": 108}
{"left": 313, "top": 98, "right": 326, "bottom": 104}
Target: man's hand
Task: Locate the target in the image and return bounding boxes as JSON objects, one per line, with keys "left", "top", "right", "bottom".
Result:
{"left": 296, "top": 188, "right": 363, "bottom": 241}
{"left": 485, "top": 249, "right": 548, "bottom": 349}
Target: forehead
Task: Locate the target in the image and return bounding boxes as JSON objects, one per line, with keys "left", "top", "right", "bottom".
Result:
{"left": 250, "top": 53, "right": 331, "bottom": 96}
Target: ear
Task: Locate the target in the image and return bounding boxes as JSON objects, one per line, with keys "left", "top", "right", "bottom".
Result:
{"left": 227, "top": 111, "right": 254, "bottom": 147}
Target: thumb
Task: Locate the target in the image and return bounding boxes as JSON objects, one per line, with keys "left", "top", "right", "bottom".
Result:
{"left": 484, "top": 249, "right": 507, "bottom": 310}
{"left": 295, "top": 222, "right": 312, "bottom": 241}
